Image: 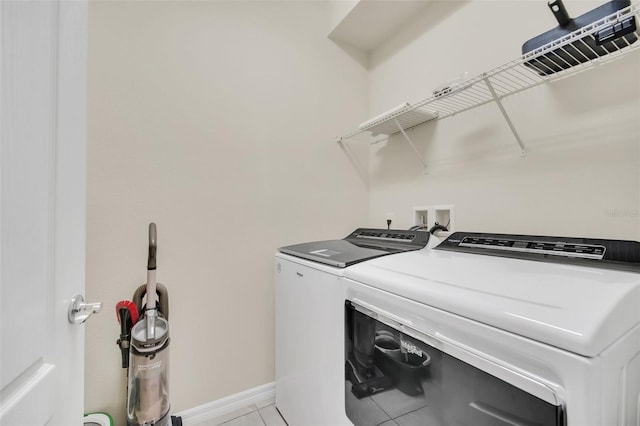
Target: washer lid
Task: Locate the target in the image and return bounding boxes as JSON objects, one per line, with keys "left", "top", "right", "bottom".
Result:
{"left": 278, "top": 228, "right": 430, "bottom": 268}
{"left": 343, "top": 248, "right": 640, "bottom": 357}
{"left": 279, "top": 240, "right": 390, "bottom": 268}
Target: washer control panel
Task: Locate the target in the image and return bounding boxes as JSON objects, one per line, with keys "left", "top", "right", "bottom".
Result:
{"left": 352, "top": 229, "right": 418, "bottom": 243}
{"left": 437, "top": 232, "right": 640, "bottom": 272}
{"left": 458, "top": 236, "right": 605, "bottom": 259}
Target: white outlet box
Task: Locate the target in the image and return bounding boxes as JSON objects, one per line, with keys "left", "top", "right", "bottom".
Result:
{"left": 413, "top": 204, "right": 455, "bottom": 234}
{"left": 414, "top": 209, "right": 429, "bottom": 228}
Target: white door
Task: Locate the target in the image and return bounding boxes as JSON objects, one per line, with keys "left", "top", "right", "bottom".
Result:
{"left": 0, "top": 1, "right": 89, "bottom": 425}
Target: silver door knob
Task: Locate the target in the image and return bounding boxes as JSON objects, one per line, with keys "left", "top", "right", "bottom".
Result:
{"left": 68, "top": 294, "right": 103, "bottom": 324}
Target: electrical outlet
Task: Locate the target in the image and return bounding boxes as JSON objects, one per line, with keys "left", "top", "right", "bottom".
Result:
{"left": 386, "top": 212, "right": 396, "bottom": 229}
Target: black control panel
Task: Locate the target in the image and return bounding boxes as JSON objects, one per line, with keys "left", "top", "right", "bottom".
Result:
{"left": 278, "top": 228, "right": 430, "bottom": 268}
{"left": 346, "top": 228, "right": 430, "bottom": 251}
{"left": 436, "top": 232, "right": 640, "bottom": 272}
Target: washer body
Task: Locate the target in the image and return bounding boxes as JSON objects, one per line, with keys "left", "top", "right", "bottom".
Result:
{"left": 275, "top": 229, "right": 429, "bottom": 425}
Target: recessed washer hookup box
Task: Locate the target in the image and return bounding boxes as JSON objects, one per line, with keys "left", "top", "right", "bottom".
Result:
{"left": 522, "top": 0, "right": 637, "bottom": 76}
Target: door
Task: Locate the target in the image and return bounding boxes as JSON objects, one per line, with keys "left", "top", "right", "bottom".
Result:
{"left": 0, "top": 1, "right": 88, "bottom": 424}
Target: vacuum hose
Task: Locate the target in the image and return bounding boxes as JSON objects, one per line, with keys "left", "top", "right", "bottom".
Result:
{"left": 117, "top": 307, "right": 131, "bottom": 368}
{"left": 132, "top": 283, "right": 169, "bottom": 321}
{"left": 115, "top": 300, "right": 139, "bottom": 369}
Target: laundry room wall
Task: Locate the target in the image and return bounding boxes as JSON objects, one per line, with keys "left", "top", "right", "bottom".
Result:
{"left": 364, "top": 0, "right": 640, "bottom": 240}
{"left": 85, "top": 1, "right": 368, "bottom": 422}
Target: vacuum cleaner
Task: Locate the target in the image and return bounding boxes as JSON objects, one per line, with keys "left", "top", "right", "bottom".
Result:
{"left": 116, "top": 223, "right": 182, "bottom": 426}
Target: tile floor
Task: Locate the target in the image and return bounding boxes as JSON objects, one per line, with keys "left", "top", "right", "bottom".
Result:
{"left": 189, "top": 403, "right": 288, "bottom": 426}
{"left": 344, "top": 382, "right": 438, "bottom": 426}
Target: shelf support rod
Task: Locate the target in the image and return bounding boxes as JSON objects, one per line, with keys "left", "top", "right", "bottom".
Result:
{"left": 393, "top": 118, "right": 428, "bottom": 171}
{"left": 337, "top": 138, "right": 369, "bottom": 186}
{"left": 483, "top": 76, "right": 527, "bottom": 157}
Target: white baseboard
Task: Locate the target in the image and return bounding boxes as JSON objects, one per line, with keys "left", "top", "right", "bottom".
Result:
{"left": 176, "top": 382, "right": 275, "bottom": 424}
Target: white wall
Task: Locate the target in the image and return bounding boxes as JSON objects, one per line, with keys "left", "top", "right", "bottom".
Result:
{"left": 85, "top": 1, "right": 368, "bottom": 422}
{"left": 367, "top": 0, "right": 640, "bottom": 239}
{"left": 85, "top": 0, "right": 640, "bottom": 421}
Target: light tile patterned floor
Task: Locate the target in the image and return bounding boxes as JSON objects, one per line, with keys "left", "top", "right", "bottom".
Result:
{"left": 191, "top": 403, "right": 288, "bottom": 426}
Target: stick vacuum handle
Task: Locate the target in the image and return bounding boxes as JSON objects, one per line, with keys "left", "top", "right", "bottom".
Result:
{"left": 146, "top": 223, "right": 158, "bottom": 339}
{"left": 148, "top": 223, "right": 157, "bottom": 270}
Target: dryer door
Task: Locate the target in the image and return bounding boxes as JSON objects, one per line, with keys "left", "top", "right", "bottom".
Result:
{"left": 344, "top": 300, "right": 565, "bottom": 426}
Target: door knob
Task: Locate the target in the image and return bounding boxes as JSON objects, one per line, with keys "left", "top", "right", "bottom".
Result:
{"left": 68, "top": 294, "right": 103, "bottom": 324}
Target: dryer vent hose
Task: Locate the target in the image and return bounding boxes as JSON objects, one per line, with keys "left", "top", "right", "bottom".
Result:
{"left": 132, "top": 282, "right": 169, "bottom": 320}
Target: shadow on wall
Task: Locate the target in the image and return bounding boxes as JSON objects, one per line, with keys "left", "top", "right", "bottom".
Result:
{"left": 369, "top": 118, "right": 437, "bottom": 184}
{"left": 330, "top": 0, "right": 471, "bottom": 68}
{"left": 547, "top": 52, "right": 640, "bottom": 112}
{"left": 369, "top": 105, "right": 510, "bottom": 185}
{"left": 370, "top": 0, "right": 471, "bottom": 69}
{"left": 369, "top": 97, "right": 638, "bottom": 186}
{"left": 331, "top": 40, "right": 370, "bottom": 69}
{"left": 339, "top": 138, "right": 371, "bottom": 187}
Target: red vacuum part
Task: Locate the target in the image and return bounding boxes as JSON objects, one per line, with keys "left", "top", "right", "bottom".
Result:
{"left": 116, "top": 300, "right": 139, "bottom": 325}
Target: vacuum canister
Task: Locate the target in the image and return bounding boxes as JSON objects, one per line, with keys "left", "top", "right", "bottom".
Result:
{"left": 128, "top": 314, "right": 171, "bottom": 426}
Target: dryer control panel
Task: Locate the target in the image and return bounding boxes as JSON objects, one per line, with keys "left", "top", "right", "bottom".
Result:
{"left": 437, "top": 232, "right": 640, "bottom": 272}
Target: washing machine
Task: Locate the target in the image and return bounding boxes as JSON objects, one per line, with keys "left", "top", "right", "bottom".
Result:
{"left": 342, "top": 232, "right": 640, "bottom": 426}
{"left": 275, "top": 228, "right": 430, "bottom": 426}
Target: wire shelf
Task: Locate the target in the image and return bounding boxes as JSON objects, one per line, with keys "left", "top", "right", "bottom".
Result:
{"left": 360, "top": 105, "right": 438, "bottom": 136}
{"left": 338, "top": 2, "right": 640, "bottom": 160}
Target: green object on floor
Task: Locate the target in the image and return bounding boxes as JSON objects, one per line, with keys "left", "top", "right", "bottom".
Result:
{"left": 84, "top": 412, "right": 113, "bottom": 426}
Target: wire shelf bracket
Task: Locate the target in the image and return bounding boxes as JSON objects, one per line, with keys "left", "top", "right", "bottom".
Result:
{"left": 483, "top": 76, "right": 527, "bottom": 157}
{"left": 394, "top": 118, "right": 428, "bottom": 171}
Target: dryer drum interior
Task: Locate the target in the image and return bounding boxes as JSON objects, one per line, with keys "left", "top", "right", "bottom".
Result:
{"left": 344, "top": 301, "right": 566, "bottom": 426}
